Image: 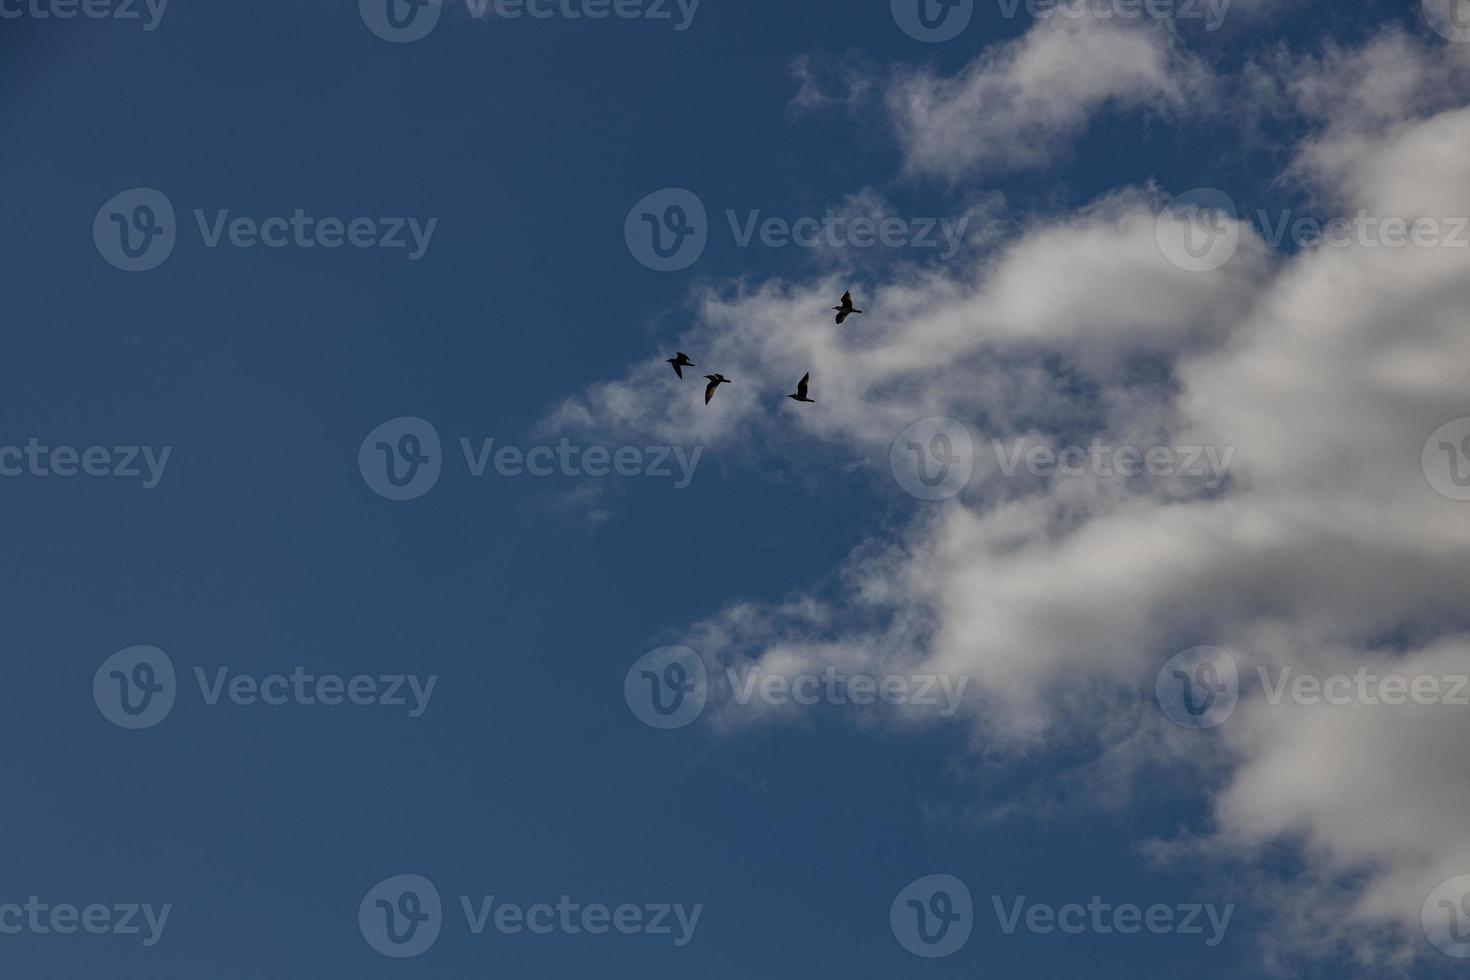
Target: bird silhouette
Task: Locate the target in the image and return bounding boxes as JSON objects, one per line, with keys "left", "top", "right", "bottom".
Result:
{"left": 833, "top": 291, "right": 863, "bottom": 325}
{"left": 788, "top": 373, "right": 815, "bottom": 403}
{"left": 666, "top": 352, "right": 695, "bottom": 379}
{"left": 704, "top": 374, "right": 731, "bottom": 405}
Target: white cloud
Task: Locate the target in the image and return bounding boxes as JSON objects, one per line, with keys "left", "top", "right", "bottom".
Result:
{"left": 887, "top": 17, "right": 1212, "bottom": 180}
{"left": 555, "top": 25, "right": 1470, "bottom": 968}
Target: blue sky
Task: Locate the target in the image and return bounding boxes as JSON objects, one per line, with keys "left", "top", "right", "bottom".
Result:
{"left": 4, "top": 0, "right": 1470, "bottom": 976}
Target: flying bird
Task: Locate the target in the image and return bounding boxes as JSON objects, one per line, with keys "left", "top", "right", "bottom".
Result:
{"left": 666, "top": 352, "right": 695, "bottom": 379}
{"left": 788, "top": 373, "right": 814, "bottom": 403}
{"left": 833, "top": 291, "right": 863, "bottom": 325}
{"left": 703, "top": 374, "right": 731, "bottom": 405}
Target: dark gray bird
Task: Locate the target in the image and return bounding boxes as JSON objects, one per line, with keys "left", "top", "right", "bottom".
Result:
{"left": 788, "top": 373, "right": 815, "bottom": 403}
{"left": 704, "top": 374, "right": 731, "bottom": 405}
{"left": 833, "top": 291, "right": 863, "bottom": 325}
{"left": 666, "top": 352, "right": 695, "bottom": 378}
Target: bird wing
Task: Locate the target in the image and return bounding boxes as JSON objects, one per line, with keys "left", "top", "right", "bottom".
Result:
{"left": 835, "top": 310, "right": 849, "bottom": 324}
{"left": 672, "top": 362, "right": 684, "bottom": 378}
{"left": 705, "top": 379, "right": 719, "bottom": 404}
{"left": 796, "top": 373, "right": 810, "bottom": 398}
{"left": 841, "top": 291, "right": 853, "bottom": 306}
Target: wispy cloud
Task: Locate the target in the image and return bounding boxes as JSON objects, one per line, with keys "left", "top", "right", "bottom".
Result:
{"left": 550, "top": 23, "right": 1470, "bottom": 968}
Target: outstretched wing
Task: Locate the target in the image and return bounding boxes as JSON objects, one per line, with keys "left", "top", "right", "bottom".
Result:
{"left": 796, "top": 373, "right": 810, "bottom": 399}
{"left": 835, "top": 310, "right": 849, "bottom": 325}
{"left": 670, "top": 360, "right": 684, "bottom": 378}
{"left": 705, "top": 379, "right": 719, "bottom": 404}
{"left": 841, "top": 291, "right": 853, "bottom": 307}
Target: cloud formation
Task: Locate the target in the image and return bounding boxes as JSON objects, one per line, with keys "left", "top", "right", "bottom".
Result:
{"left": 888, "top": 17, "right": 1212, "bottom": 180}
{"left": 554, "top": 22, "right": 1470, "bottom": 968}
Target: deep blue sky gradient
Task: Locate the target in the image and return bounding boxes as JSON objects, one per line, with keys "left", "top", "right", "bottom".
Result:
{"left": 0, "top": 0, "right": 1454, "bottom": 976}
